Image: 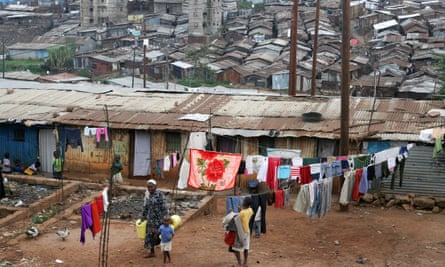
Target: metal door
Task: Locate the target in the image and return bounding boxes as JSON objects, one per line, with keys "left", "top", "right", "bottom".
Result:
{"left": 133, "top": 131, "right": 151, "bottom": 176}
{"left": 38, "top": 129, "right": 57, "bottom": 173}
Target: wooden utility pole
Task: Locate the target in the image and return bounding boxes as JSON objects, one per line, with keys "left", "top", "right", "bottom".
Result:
{"left": 143, "top": 44, "right": 147, "bottom": 88}
{"left": 288, "top": 0, "right": 299, "bottom": 96}
{"left": 310, "top": 0, "right": 321, "bottom": 96}
{"left": 340, "top": 0, "right": 351, "bottom": 156}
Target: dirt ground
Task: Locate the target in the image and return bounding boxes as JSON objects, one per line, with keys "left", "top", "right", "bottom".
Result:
{"left": 1, "top": 187, "right": 445, "bottom": 267}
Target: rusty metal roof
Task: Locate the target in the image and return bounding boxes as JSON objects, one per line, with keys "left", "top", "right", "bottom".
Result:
{"left": 1, "top": 87, "right": 444, "bottom": 141}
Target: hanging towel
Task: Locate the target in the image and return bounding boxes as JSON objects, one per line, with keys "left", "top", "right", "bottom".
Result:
{"left": 188, "top": 149, "right": 242, "bottom": 191}
{"left": 277, "top": 165, "right": 291, "bottom": 179}
{"left": 290, "top": 166, "right": 301, "bottom": 181}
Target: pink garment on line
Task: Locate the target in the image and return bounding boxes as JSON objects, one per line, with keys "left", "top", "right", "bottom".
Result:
{"left": 96, "top": 128, "right": 109, "bottom": 142}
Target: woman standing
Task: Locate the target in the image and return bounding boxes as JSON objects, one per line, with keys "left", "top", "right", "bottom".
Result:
{"left": 140, "top": 179, "right": 169, "bottom": 258}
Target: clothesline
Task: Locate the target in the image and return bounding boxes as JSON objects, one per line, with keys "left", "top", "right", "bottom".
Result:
{"left": 80, "top": 187, "right": 109, "bottom": 245}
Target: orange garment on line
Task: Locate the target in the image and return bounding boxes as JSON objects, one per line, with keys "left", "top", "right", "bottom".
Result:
{"left": 91, "top": 200, "right": 101, "bottom": 237}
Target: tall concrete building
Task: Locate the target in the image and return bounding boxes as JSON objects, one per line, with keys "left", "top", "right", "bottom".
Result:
{"left": 185, "top": 0, "right": 222, "bottom": 37}
{"left": 80, "top": 0, "right": 128, "bottom": 27}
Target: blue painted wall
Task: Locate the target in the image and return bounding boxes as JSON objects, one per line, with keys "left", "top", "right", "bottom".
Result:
{"left": 0, "top": 124, "right": 39, "bottom": 167}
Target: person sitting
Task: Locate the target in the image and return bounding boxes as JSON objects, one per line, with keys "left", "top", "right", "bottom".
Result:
{"left": 24, "top": 160, "right": 41, "bottom": 175}
{"left": 13, "top": 159, "right": 24, "bottom": 173}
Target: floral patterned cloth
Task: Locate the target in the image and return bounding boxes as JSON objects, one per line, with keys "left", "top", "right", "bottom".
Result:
{"left": 188, "top": 149, "right": 242, "bottom": 191}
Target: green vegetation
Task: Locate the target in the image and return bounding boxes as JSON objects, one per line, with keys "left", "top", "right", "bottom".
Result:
{"left": 238, "top": 1, "right": 253, "bottom": 9}
{"left": 44, "top": 44, "right": 75, "bottom": 73}
{"left": 434, "top": 55, "right": 445, "bottom": 99}
{"left": 31, "top": 206, "right": 57, "bottom": 224}
{"left": 0, "top": 58, "right": 45, "bottom": 74}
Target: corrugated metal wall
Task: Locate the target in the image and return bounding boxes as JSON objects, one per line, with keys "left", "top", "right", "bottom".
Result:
{"left": 0, "top": 125, "right": 38, "bottom": 167}
{"left": 380, "top": 144, "right": 445, "bottom": 197}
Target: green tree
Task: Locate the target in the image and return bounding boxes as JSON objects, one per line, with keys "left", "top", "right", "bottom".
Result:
{"left": 185, "top": 45, "right": 210, "bottom": 86}
{"left": 46, "top": 43, "right": 75, "bottom": 73}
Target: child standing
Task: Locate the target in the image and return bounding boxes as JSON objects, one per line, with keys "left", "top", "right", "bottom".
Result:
{"left": 52, "top": 151, "right": 64, "bottom": 179}
{"left": 111, "top": 154, "right": 123, "bottom": 184}
{"left": 158, "top": 215, "right": 174, "bottom": 267}
{"left": 2, "top": 153, "right": 11, "bottom": 174}
{"left": 233, "top": 197, "right": 254, "bottom": 267}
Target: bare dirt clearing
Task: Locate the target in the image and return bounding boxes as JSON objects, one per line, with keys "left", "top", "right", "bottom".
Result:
{"left": 1, "top": 192, "right": 445, "bottom": 267}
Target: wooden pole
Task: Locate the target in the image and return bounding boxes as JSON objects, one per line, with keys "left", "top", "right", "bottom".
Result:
{"left": 310, "top": 0, "right": 321, "bottom": 96}
{"left": 340, "top": 0, "right": 351, "bottom": 156}
{"left": 288, "top": 0, "right": 299, "bottom": 96}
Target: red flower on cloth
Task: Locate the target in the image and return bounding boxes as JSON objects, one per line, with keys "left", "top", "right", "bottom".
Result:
{"left": 188, "top": 149, "right": 242, "bottom": 191}
{"left": 205, "top": 159, "right": 226, "bottom": 183}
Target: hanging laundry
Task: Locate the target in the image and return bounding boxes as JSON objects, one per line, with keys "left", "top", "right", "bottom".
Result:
{"left": 277, "top": 165, "right": 291, "bottom": 179}
{"left": 177, "top": 159, "right": 190, "bottom": 189}
{"left": 293, "top": 183, "right": 310, "bottom": 213}
{"left": 387, "top": 157, "right": 396, "bottom": 172}
{"left": 163, "top": 155, "right": 171, "bottom": 171}
{"left": 226, "top": 196, "right": 244, "bottom": 214}
{"left": 90, "top": 200, "right": 101, "bottom": 236}
{"left": 188, "top": 132, "right": 207, "bottom": 150}
{"left": 188, "top": 149, "right": 242, "bottom": 191}
{"left": 433, "top": 137, "right": 443, "bottom": 158}
{"left": 84, "top": 126, "right": 97, "bottom": 136}
{"left": 80, "top": 204, "right": 93, "bottom": 244}
{"left": 256, "top": 157, "right": 268, "bottom": 182}
{"left": 250, "top": 193, "right": 268, "bottom": 234}
{"left": 96, "top": 127, "right": 109, "bottom": 142}
{"left": 358, "top": 167, "right": 369, "bottom": 195}
{"left": 299, "top": 165, "right": 312, "bottom": 185}
{"left": 309, "top": 163, "right": 321, "bottom": 181}
{"left": 96, "top": 195, "right": 104, "bottom": 215}
{"left": 352, "top": 168, "right": 363, "bottom": 202}
{"left": 65, "top": 128, "right": 84, "bottom": 152}
{"left": 274, "top": 190, "right": 285, "bottom": 208}
{"left": 291, "top": 156, "right": 303, "bottom": 167}
{"left": 339, "top": 170, "right": 356, "bottom": 205}
{"left": 171, "top": 152, "right": 178, "bottom": 168}
{"left": 156, "top": 159, "right": 164, "bottom": 179}
{"left": 238, "top": 160, "right": 246, "bottom": 174}
{"left": 102, "top": 187, "right": 109, "bottom": 212}
{"left": 318, "top": 177, "right": 333, "bottom": 218}
{"left": 374, "top": 147, "right": 400, "bottom": 164}
{"left": 266, "top": 157, "right": 280, "bottom": 190}
{"left": 290, "top": 166, "right": 301, "bottom": 181}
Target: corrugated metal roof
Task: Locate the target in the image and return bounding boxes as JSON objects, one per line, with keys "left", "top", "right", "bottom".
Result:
{"left": 1, "top": 85, "right": 445, "bottom": 141}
